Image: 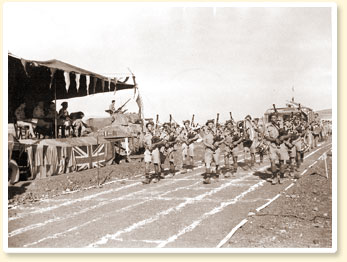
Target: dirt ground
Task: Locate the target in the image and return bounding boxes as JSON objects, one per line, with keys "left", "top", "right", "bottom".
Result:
{"left": 8, "top": 143, "right": 206, "bottom": 206}
{"left": 8, "top": 143, "right": 333, "bottom": 248}
{"left": 226, "top": 151, "right": 332, "bottom": 248}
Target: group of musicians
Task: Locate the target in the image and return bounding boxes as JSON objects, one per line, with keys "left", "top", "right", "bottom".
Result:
{"left": 141, "top": 109, "right": 325, "bottom": 185}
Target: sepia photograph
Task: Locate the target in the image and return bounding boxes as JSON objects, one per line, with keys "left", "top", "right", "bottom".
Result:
{"left": 3, "top": 2, "right": 336, "bottom": 252}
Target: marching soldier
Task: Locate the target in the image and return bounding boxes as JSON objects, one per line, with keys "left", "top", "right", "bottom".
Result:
{"left": 264, "top": 113, "right": 290, "bottom": 185}
{"left": 203, "top": 120, "right": 224, "bottom": 184}
{"left": 253, "top": 118, "right": 266, "bottom": 165}
{"left": 243, "top": 115, "right": 257, "bottom": 169}
{"left": 223, "top": 120, "right": 243, "bottom": 177}
{"left": 142, "top": 122, "right": 162, "bottom": 184}
{"left": 283, "top": 119, "right": 296, "bottom": 178}
{"left": 292, "top": 117, "right": 307, "bottom": 173}
{"left": 180, "top": 120, "right": 199, "bottom": 169}
{"left": 159, "top": 122, "right": 178, "bottom": 178}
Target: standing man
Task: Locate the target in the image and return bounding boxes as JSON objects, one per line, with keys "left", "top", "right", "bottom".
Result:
{"left": 203, "top": 120, "right": 224, "bottom": 184}
{"left": 253, "top": 118, "right": 266, "bottom": 165}
{"left": 264, "top": 113, "right": 289, "bottom": 185}
{"left": 223, "top": 120, "right": 243, "bottom": 177}
{"left": 142, "top": 121, "right": 162, "bottom": 184}
{"left": 180, "top": 120, "right": 199, "bottom": 169}
{"left": 159, "top": 123, "right": 178, "bottom": 178}
{"left": 243, "top": 115, "right": 256, "bottom": 169}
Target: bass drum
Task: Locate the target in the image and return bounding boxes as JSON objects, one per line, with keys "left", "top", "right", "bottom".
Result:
{"left": 256, "top": 140, "right": 269, "bottom": 154}
{"left": 8, "top": 159, "right": 20, "bottom": 185}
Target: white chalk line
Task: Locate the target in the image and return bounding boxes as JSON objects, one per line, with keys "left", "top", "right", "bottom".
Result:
{"left": 216, "top": 143, "right": 332, "bottom": 248}
{"left": 8, "top": 181, "right": 142, "bottom": 222}
{"left": 8, "top": 152, "right": 252, "bottom": 221}
{"left": 85, "top": 173, "right": 256, "bottom": 248}
{"left": 20, "top": 180, "right": 202, "bottom": 247}
{"left": 284, "top": 183, "right": 295, "bottom": 191}
{"left": 9, "top": 177, "right": 203, "bottom": 239}
{"left": 216, "top": 219, "right": 249, "bottom": 248}
{"left": 12, "top": 144, "right": 327, "bottom": 245}
{"left": 156, "top": 180, "right": 266, "bottom": 248}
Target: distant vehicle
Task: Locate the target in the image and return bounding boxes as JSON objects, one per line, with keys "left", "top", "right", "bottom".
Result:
{"left": 264, "top": 100, "right": 315, "bottom": 124}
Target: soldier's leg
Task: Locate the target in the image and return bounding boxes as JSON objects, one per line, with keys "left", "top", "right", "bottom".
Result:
{"left": 142, "top": 150, "right": 152, "bottom": 184}
{"left": 250, "top": 153, "right": 256, "bottom": 168}
{"left": 259, "top": 151, "right": 264, "bottom": 164}
{"left": 181, "top": 144, "right": 187, "bottom": 166}
{"left": 224, "top": 150, "right": 230, "bottom": 169}
{"left": 159, "top": 151, "right": 166, "bottom": 179}
{"left": 278, "top": 160, "right": 285, "bottom": 184}
{"left": 233, "top": 155, "right": 238, "bottom": 173}
{"left": 232, "top": 147, "right": 239, "bottom": 174}
{"left": 152, "top": 148, "right": 161, "bottom": 183}
{"left": 168, "top": 149, "right": 176, "bottom": 177}
{"left": 188, "top": 144, "right": 195, "bottom": 167}
{"left": 268, "top": 146, "right": 278, "bottom": 184}
{"left": 300, "top": 151, "right": 305, "bottom": 164}
{"left": 213, "top": 148, "right": 221, "bottom": 180}
{"left": 204, "top": 149, "right": 213, "bottom": 184}
{"left": 153, "top": 164, "right": 160, "bottom": 183}
{"left": 250, "top": 141, "right": 256, "bottom": 167}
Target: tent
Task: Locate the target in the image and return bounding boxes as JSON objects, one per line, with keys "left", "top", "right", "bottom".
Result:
{"left": 8, "top": 53, "right": 136, "bottom": 123}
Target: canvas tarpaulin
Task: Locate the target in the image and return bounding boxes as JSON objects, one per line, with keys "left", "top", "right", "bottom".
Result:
{"left": 8, "top": 54, "right": 136, "bottom": 122}
{"left": 19, "top": 136, "right": 114, "bottom": 179}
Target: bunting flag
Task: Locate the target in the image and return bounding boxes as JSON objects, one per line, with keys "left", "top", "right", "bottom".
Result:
{"left": 63, "top": 72, "right": 70, "bottom": 92}
{"left": 75, "top": 73, "right": 81, "bottom": 92}
{"left": 86, "top": 75, "right": 90, "bottom": 95}
{"left": 20, "top": 59, "right": 28, "bottom": 75}
{"left": 49, "top": 68, "right": 57, "bottom": 89}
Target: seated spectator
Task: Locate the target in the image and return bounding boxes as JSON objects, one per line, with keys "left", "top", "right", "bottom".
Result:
{"left": 58, "top": 102, "right": 72, "bottom": 137}
{"left": 32, "top": 101, "right": 51, "bottom": 137}
{"left": 14, "top": 102, "right": 36, "bottom": 138}
{"left": 70, "top": 111, "right": 89, "bottom": 137}
{"left": 45, "top": 102, "right": 57, "bottom": 119}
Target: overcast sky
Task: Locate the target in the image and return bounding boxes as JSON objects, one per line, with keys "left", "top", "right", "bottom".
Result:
{"left": 4, "top": 2, "right": 333, "bottom": 124}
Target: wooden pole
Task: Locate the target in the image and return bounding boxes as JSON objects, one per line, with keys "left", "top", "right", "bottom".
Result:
{"left": 54, "top": 77, "right": 58, "bottom": 138}
{"left": 97, "top": 135, "right": 100, "bottom": 187}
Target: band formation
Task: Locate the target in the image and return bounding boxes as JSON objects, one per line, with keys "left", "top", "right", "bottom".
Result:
{"left": 141, "top": 110, "right": 330, "bottom": 185}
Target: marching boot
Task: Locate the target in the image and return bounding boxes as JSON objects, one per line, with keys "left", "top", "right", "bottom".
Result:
{"left": 203, "top": 168, "right": 211, "bottom": 184}
{"left": 214, "top": 165, "right": 220, "bottom": 181}
{"left": 153, "top": 165, "right": 160, "bottom": 183}
{"left": 168, "top": 162, "right": 176, "bottom": 177}
{"left": 260, "top": 153, "right": 264, "bottom": 164}
{"left": 250, "top": 153, "right": 256, "bottom": 169}
{"left": 142, "top": 173, "right": 151, "bottom": 184}
{"left": 190, "top": 157, "right": 194, "bottom": 168}
{"left": 300, "top": 152, "right": 304, "bottom": 164}
{"left": 272, "top": 172, "right": 278, "bottom": 185}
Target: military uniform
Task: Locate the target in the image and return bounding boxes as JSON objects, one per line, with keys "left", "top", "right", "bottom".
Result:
{"left": 264, "top": 120, "right": 288, "bottom": 184}
{"left": 203, "top": 120, "right": 224, "bottom": 184}
{"left": 223, "top": 126, "right": 242, "bottom": 175}
{"left": 159, "top": 125, "right": 177, "bottom": 177}
{"left": 142, "top": 129, "right": 161, "bottom": 184}
{"left": 180, "top": 123, "right": 198, "bottom": 167}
